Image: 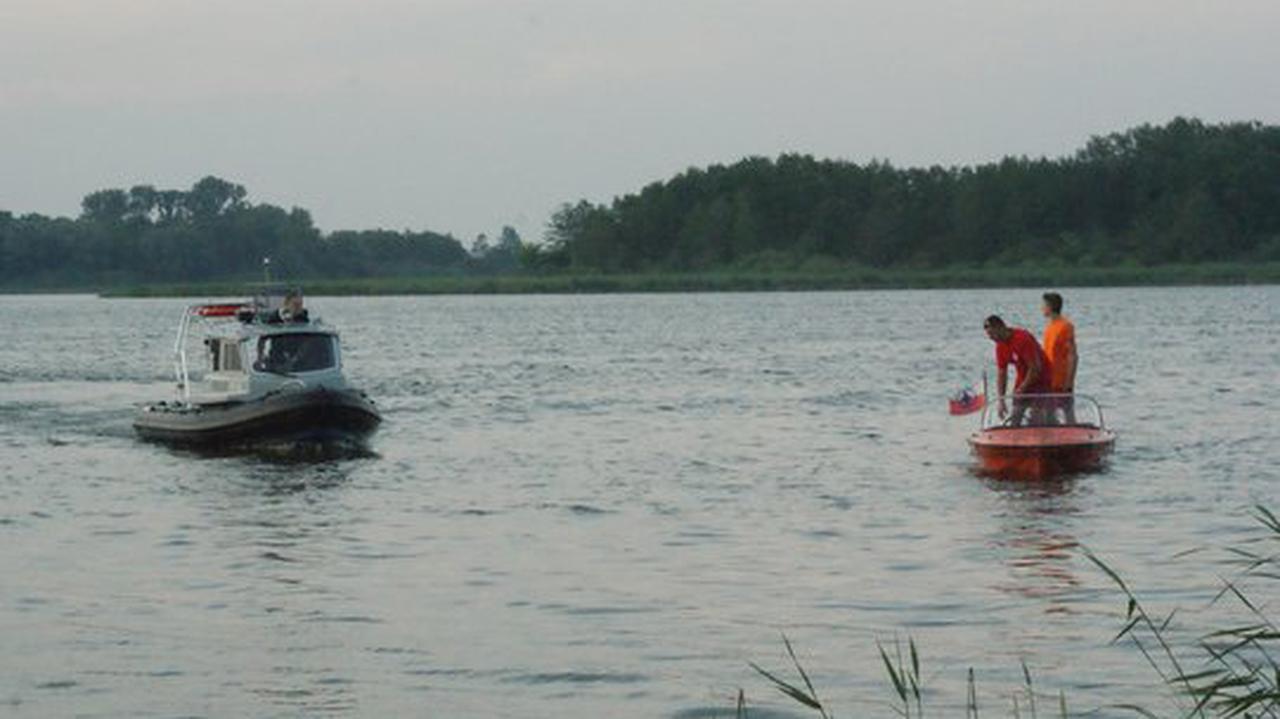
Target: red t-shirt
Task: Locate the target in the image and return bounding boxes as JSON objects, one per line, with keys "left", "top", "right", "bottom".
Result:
{"left": 996, "top": 328, "right": 1051, "bottom": 392}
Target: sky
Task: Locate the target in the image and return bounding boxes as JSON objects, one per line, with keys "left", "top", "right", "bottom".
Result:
{"left": 2, "top": 0, "right": 1278, "bottom": 243}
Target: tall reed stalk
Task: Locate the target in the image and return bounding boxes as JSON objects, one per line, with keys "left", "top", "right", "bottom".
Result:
{"left": 741, "top": 506, "right": 1280, "bottom": 718}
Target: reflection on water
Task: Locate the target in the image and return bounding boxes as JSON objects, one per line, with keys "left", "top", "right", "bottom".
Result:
{"left": 165, "top": 438, "right": 379, "bottom": 465}
{"left": 246, "top": 463, "right": 355, "bottom": 496}
{"left": 983, "top": 476, "right": 1082, "bottom": 614}
{"left": 194, "top": 459, "right": 369, "bottom": 717}
{"left": 2, "top": 288, "right": 1278, "bottom": 717}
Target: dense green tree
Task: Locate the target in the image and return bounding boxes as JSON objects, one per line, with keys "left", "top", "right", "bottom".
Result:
{"left": 468, "top": 225, "right": 523, "bottom": 273}
{"left": 0, "top": 177, "right": 472, "bottom": 288}
{"left": 81, "top": 189, "right": 129, "bottom": 225}
{"left": 186, "top": 176, "right": 247, "bottom": 222}
{"left": 496, "top": 226, "right": 522, "bottom": 254}
{"left": 3, "top": 119, "right": 1278, "bottom": 289}
{"left": 539, "top": 118, "right": 1280, "bottom": 273}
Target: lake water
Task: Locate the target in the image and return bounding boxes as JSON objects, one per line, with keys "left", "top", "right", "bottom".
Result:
{"left": 1, "top": 288, "right": 1277, "bottom": 718}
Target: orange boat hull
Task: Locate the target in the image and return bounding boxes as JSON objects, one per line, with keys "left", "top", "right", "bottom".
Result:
{"left": 969, "top": 426, "right": 1115, "bottom": 479}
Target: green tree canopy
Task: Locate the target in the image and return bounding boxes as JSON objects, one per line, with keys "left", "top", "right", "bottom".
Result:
{"left": 0, "top": 176, "right": 471, "bottom": 287}
{"left": 541, "top": 118, "right": 1280, "bottom": 272}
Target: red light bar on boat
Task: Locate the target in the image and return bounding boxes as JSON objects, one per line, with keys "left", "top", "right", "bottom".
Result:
{"left": 192, "top": 303, "right": 248, "bottom": 317}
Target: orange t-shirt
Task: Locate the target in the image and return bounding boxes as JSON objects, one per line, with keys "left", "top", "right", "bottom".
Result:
{"left": 1043, "top": 316, "right": 1076, "bottom": 391}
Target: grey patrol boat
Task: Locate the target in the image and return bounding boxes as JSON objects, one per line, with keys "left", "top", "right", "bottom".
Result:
{"left": 134, "top": 286, "right": 381, "bottom": 448}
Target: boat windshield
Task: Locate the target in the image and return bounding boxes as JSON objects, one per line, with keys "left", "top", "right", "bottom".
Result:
{"left": 979, "top": 393, "right": 1105, "bottom": 430}
{"left": 253, "top": 333, "right": 335, "bottom": 374}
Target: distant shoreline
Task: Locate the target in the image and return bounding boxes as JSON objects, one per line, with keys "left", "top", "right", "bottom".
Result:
{"left": 68, "top": 262, "right": 1280, "bottom": 297}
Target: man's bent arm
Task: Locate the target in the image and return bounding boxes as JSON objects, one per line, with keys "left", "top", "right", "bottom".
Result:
{"left": 1017, "top": 356, "right": 1042, "bottom": 394}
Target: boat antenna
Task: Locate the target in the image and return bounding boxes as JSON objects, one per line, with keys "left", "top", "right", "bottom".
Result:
{"left": 263, "top": 257, "right": 272, "bottom": 283}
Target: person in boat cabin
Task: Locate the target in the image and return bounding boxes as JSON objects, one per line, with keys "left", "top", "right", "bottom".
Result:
{"left": 271, "top": 290, "right": 309, "bottom": 324}
{"left": 984, "top": 314, "right": 1051, "bottom": 425}
{"left": 1041, "top": 292, "right": 1078, "bottom": 423}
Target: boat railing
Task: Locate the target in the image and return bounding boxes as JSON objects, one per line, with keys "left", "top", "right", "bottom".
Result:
{"left": 978, "top": 392, "right": 1106, "bottom": 430}
{"left": 173, "top": 302, "right": 248, "bottom": 405}
{"left": 173, "top": 306, "right": 194, "bottom": 404}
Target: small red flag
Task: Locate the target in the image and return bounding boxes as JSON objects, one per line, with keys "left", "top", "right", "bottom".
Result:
{"left": 949, "top": 387, "right": 986, "bottom": 416}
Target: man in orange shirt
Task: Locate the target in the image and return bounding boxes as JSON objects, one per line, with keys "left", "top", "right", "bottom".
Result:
{"left": 1041, "top": 292, "right": 1077, "bottom": 423}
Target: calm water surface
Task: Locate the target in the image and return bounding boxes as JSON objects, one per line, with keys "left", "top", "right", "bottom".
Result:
{"left": 1, "top": 288, "right": 1277, "bottom": 717}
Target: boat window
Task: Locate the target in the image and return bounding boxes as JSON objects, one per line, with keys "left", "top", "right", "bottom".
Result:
{"left": 220, "top": 341, "right": 244, "bottom": 372}
{"left": 208, "top": 339, "right": 244, "bottom": 372}
{"left": 206, "top": 339, "right": 220, "bottom": 371}
{"left": 254, "top": 334, "right": 335, "bottom": 374}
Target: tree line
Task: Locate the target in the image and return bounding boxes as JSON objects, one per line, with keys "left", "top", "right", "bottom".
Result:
{"left": 3, "top": 118, "right": 1278, "bottom": 289}
{"left": 531, "top": 118, "right": 1280, "bottom": 272}
{"left": 0, "top": 176, "right": 522, "bottom": 288}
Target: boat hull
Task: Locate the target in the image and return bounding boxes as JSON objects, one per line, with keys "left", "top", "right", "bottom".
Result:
{"left": 969, "top": 426, "right": 1115, "bottom": 479}
{"left": 134, "top": 388, "right": 381, "bottom": 448}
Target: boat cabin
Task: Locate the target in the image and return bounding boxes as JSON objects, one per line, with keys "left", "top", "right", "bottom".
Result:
{"left": 175, "top": 287, "right": 349, "bottom": 406}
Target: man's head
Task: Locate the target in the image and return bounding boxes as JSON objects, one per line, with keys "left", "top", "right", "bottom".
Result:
{"left": 984, "top": 314, "right": 1011, "bottom": 342}
{"left": 1042, "top": 292, "right": 1063, "bottom": 318}
{"left": 284, "top": 290, "right": 304, "bottom": 315}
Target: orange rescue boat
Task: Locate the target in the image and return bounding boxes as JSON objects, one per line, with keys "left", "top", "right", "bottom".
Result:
{"left": 969, "top": 394, "right": 1116, "bottom": 479}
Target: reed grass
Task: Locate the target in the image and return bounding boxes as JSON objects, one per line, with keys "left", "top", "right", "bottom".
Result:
{"left": 96, "top": 261, "right": 1280, "bottom": 298}
{"left": 741, "top": 506, "right": 1280, "bottom": 718}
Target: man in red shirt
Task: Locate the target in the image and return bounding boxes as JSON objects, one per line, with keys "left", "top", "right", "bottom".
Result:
{"left": 984, "top": 314, "right": 1051, "bottom": 425}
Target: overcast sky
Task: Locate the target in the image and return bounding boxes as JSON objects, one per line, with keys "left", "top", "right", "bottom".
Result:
{"left": 2, "top": 0, "right": 1278, "bottom": 242}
